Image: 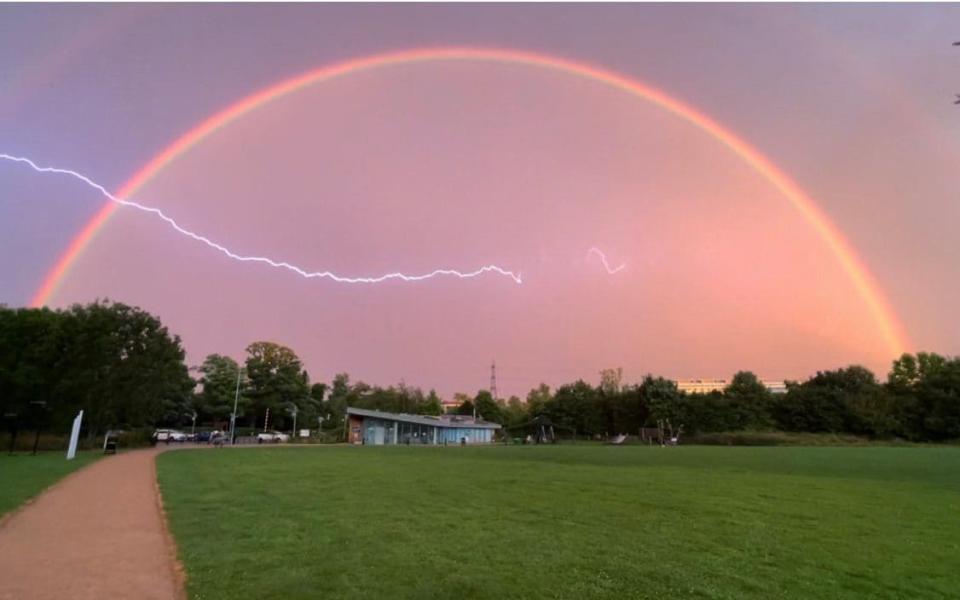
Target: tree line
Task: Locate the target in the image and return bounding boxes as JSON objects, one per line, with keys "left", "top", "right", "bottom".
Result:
{"left": 512, "top": 362, "right": 960, "bottom": 442}
{"left": 1, "top": 301, "right": 958, "bottom": 442}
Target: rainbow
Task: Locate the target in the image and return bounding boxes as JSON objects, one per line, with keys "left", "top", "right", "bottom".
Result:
{"left": 30, "top": 46, "right": 910, "bottom": 356}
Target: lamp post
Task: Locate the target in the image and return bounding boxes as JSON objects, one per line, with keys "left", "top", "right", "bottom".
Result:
{"left": 229, "top": 366, "right": 243, "bottom": 445}
{"left": 287, "top": 402, "right": 299, "bottom": 439}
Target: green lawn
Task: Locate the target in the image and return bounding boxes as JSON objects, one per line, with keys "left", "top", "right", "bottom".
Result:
{"left": 157, "top": 446, "right": 960, "bottom": 599}
{"left": 0, "top": 451, "right": 100, "bottom": 517}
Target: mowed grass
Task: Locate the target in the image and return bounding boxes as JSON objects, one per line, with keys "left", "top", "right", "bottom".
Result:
{"left": 157, "top": 445, "right": 960, "bottom": 599}
{"left": 0, "top": 451, "right": 100, "bottom": 517}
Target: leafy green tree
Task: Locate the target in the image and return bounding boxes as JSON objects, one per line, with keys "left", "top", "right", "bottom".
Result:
{"left": 0, "top": 306, "right": 62, "bottom": 430}
{"left": 642, "top": 376, "right": 684, "bottom": 427}
{"left": 311, "top": 382, "right": 328, "bottom": 403}
{"left": 887, "top": 353, "right": 960, "bottom": 440}
{"left": 321, "top": 373, "right": 352, "bottom": 429}
{"left": 453, "top": 393, "right": 474, "bottom": 416}
{"left": 616, "top": 384, "right": 649, "bottom": 435}
{"left": 547, "top": 380, "right": 602, "bottom": 436}
{"left": 526, "top": 383, "right": 552, "bottom": 418}
{"left": 888, "top": 352, "right": 947, "bottom": 391}
{"left": 61, "top": 301, "right": 195, "bottom": 435}
{"left": 916, "top": 358, "right": 960, "bottom": 440}
{"left": 682, "top": 391, "right": 731, "bottom": 433}
{"left": 473, "top": 390, "right": 503, "bottom": 423}
{"left": 244, "top": 341, "right": 310, "bottom": 431}
{"left": 773, "top": 366, "right": 880, "bottom": 434}
{"left": 502, "top": 396, "right": 528, "bottom": 429}
{"left": 195, "top": 354, "right": 245, "bottom": 423}
{"left": 723, "top": 371, "right": 773, "bottom": 430}
{"left": 598, "top": 368, "right": 623, "bottom": 396}
{"left": 0, "top": 302, "right": 195, "bottom": 436}
{"left": 422, "top": 390, "right": 443, "bottom": 416}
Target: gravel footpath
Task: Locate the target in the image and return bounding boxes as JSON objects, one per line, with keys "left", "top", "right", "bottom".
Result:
{"left": 0, "top": 448, "right": 184, "bottom": 600}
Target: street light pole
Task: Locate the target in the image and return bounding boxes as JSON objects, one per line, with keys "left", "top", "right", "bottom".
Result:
{"left": 287, "top": 402, "right": 299, "bottom": 439}
{"left": 230, "top": 366, "right": 242, "bottom": 445}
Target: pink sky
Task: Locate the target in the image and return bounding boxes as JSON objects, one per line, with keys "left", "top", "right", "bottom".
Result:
{"left": 52, "top": 62, "right": 891, "bottom": 397}
{"left": 2, "top": 5, "right": 958, "bottom": 398}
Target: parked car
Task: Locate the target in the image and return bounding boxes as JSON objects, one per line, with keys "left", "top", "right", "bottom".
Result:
{"left": 256, "top": 431, "right": 290, "bottom": 444}
{"left": 153, "top": 429, "right": 188, "bottom": 443}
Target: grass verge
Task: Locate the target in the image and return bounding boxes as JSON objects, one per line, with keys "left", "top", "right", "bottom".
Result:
{"left": 0, "top": 451, "right": 100, "bottom": 518}
{"left": 158, "top": 445, "right": 960, "bottom": 599}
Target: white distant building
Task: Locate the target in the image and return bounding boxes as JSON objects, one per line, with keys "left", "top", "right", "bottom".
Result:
{"left": 762, "top": 380, "right": 789, "bottom": 394}
{"left": 674, "top": 379, "right": 788, "bottom": 394}
{"left": 675, "top": 379, "right": 728, "bottom": 394}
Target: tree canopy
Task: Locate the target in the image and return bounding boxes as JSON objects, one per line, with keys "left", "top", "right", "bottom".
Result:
{"left": 0, "top": 301, "right": 194, "bottom": 436}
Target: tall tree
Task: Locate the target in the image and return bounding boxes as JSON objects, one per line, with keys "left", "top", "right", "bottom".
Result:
{"left": 473, "top": 389, "right": 503, "bottom": 423}
{"left": 195, "top": 354, "right": 245, "bottom": 423}
{"left": 724, "top": 371, "right": 773, "bottom": 430}
{"left": 548, "top": 380, "right": 602, "bottom": 436}
{"left": 526, "top": 383, "right": 552, "bottom": 418}
{"left": 887, "top": 353, "right": 960, "bottom": 440}
{"left": 503, "top": 396, "right": 528, "bottom": 429}
{"left": 65, "top": 301, "right": 195, "bottom": 434}
{"left": 598, "top": 368, "right": 623, "bottom": 396}
{"left": 773, "top": 366, "right": 880, "bottom": 434}
{"left": 453, "top": 393, "right": 474, "bottom": 416}
{"left": 642, "top": 375, "right": 683, "bottom": 427}
{"left": 244, "top": 341, "right": 309, "bottom": 430}
{"left": 422, "top": 390, "right": 443, "bottom": 416}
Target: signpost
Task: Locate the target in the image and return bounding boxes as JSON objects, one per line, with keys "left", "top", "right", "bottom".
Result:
{"left": 66, "top": 410, "right": 83, "bottom": 460}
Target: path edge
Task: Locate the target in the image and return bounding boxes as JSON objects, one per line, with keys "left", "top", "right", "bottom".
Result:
{"left": 152, "top": 449, "right": 188, "bottom": 600}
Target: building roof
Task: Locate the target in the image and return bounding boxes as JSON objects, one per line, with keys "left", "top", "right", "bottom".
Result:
{"left": 347, "top": 407, "right": 501, "bottom": 429}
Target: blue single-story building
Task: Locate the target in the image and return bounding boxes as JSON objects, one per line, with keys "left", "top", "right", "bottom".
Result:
{"left": 347, "top": 407, "right": 501, "bottom": 445}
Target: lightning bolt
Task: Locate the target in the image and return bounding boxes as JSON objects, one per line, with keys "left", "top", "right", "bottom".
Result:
{"left": 587, "top": 246, "right": 626, "bottom": 274}
{"left": 1, "top": 153, "right": 523, "bottom": 284}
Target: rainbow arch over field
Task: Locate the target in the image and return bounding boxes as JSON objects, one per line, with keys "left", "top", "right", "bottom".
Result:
{"left": 30, "top": 46, "right": 910, "bottom": 357}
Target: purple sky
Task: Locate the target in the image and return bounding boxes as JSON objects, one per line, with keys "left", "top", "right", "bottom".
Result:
{"left": 1, "top": 4, "right": 958, "bottom": 398}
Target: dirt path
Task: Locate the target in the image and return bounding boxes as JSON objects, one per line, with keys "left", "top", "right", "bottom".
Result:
{"left": 0, "top": 448, "right": 183, "bottom": 600}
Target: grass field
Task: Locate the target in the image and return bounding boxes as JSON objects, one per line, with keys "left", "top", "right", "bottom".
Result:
{"left": 0, "top": 451, "right": 100, "bottom": 518}
{"left": 157, "top": 445, "right": 960, "bottom": 599}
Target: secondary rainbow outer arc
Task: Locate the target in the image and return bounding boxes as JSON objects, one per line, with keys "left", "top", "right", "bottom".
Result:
{"left": 31, "top": 46, "right": 910, "bottom": 357}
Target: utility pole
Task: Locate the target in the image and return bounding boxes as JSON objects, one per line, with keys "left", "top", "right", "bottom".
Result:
{"left": 229, "top": 366, "right": 242, "bottom": 445}
{"left": 288, "top": 402, "right": 299, "bottom": 438}
{"left": 490, "top": 360, "right": 498, "bottom": 402}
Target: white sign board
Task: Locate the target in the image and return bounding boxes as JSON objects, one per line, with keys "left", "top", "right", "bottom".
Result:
{"left": 66, "top": 410, "right": 83, "bottom": 460}
{"left": 299, "top": 429, "right": 310, "bottom": 438}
